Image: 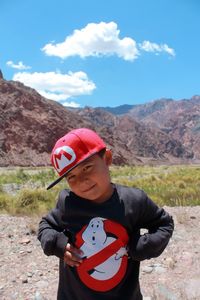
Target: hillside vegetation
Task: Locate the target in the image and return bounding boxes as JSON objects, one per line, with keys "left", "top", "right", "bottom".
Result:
{"left": 0, "top": 165, "right": 199, "bottom": 215}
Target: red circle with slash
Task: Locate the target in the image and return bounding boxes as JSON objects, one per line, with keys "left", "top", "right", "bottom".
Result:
{"left": 75, "top": 219, "right": 129, "bottom": 292}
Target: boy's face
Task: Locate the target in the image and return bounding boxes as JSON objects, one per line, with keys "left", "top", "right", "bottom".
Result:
{"left": 65, "top": 149, "right": 113, "bottom": 203}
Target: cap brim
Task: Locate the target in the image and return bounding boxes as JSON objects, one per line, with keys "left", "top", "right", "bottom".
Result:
{"left": 46, "top": 149, "right": 106, "bottom": 190}
{"left": 46, "top": 173, "right": 66, "bottom": 190}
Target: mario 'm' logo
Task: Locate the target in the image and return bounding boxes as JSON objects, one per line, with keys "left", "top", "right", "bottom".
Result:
{"left": 53, "top": 146, "right": 76, "bottom": 173}
{"left": 75, "top": 217, "right": 129, "bottom": 292}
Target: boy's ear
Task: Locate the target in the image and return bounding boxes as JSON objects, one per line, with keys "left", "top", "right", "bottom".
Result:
{"left": 104, "top": 149, "right": 112, "bottom": 166}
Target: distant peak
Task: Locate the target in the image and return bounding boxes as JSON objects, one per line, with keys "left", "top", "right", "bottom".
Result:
{"left": 0, "top": 69, "right": 3, "bottom": 79}
{"left": 191, "top": 95, "right": 200, "bottom": 101}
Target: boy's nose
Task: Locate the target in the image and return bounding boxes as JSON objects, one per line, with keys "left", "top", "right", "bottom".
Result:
{"left": 78, "top": 172, "right": 88, "bottom": 182}
{"left": 78, "top": 173, "right": 91, "bottom": 187}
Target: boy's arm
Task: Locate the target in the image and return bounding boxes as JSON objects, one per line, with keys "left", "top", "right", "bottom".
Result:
{"left": 129, "top": 191, "right": 174, "bottom": 261}
{"left": 37, "top": 190, "right": 69, "bottom": 259}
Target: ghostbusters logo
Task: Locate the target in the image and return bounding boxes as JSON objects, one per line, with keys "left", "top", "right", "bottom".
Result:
{"left": 75, "top": 217, "right": 129, "bottom": 292}
{"left": 53, "top": 146, "right": 76, "bottom": 174}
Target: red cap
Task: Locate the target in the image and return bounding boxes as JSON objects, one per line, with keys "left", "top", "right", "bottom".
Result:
{"left": 47, "top": 128, "right": 106, "bottom": 189}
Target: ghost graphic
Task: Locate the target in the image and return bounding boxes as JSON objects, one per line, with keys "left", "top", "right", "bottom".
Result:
{"left": 79, "top": 217, "right": 128, "bottom": 280}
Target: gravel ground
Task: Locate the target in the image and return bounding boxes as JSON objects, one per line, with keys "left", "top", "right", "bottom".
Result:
{"left": 0, "top": 206, "right": 199, "bottom": 300}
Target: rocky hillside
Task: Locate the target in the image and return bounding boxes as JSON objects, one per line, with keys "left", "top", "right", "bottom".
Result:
{"left": 0, "top": 75, "right": 198, "bottom": 167}
{"left": 76, "top": 107, "right": 193, "bottom": 163}
{"left": 126, "top": 96, "right": 200, "bottom": 160}
{"left": 100, "top": 97, "right": 200, "bottom": 160}
{"left": 0, "top": 78, "right": 91, "bottom": 166}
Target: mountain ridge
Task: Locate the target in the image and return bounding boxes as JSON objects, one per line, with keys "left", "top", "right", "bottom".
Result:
{"left": 0, "top": 76, "right": 199, "bottom": 167}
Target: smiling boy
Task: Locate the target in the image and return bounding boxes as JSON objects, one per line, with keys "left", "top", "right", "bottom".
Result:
{"left": 38, "top": 127, "right": 174, "bottom": 300}
{"left": 65, "top": 148, "right": 113, "bottom": 204}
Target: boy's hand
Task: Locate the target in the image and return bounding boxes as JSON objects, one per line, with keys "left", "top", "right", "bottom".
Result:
{"left": 64, "top": 243, "right": 83, "bottom": 267}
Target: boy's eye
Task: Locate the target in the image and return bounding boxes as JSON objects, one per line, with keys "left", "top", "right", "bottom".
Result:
{"left": 67, "top": 175, "right": 75, "bottom": 182}
{"left": 83, "top": 164, "right": 92, "bottom": 171}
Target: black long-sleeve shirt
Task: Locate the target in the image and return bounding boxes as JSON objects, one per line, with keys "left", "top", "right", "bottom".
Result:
{"left": 38, "top": 184, "right": 174, "bottom": 300}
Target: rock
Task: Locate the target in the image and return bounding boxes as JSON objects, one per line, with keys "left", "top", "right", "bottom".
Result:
{"left": 27, "top": 272, "right": 33, "bottom": 277}
{"left": 36, "top": 280, "right": 49, "bottom": 289}
{"left": 156, "top": 284, "right": 177, "bottom": 300}
{"left": 19, "top": 237, "right": 31, "bottom": 244}
{"left": 34, "top": 291, "right": 43, "bottom": 300}
{"left": 151, "top": 263, "right": 167, "bottom": 274}
{"left": 22, "top": 278, "right": 28, "bottom": 283}
{"left": 180, "top": 251, "right": 193, "bottom": 266}
{"left": 142, "top": 266, "right": 153, "bottom": 273}
{"left": 165, "top": 257, "right": 176, "bottom": 269}
{"left": 154, "top": 265, "right": 166, "bottom": 274}
{"left": 185, "top": 278, "right": 200, "bottom": 299}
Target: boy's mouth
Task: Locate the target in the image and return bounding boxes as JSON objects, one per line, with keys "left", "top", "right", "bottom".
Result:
{"left": 82, "top": 184, "right": 96, "bottom": 193}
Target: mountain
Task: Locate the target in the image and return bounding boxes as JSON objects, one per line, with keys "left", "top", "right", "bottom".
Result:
{"left": 75, "top": 106, "right": 193, "bottom": 162}
{"left": 98, "top": 97, "right": 200, "bottom": 160}
{"left": 0, "top": 75, "right": 198, "bottom": 167}
{"left": 96, "top": 104, "right": 136, "bottom": 115}
{"left": 126, "top": 97, "right": 200, "bottom": 160}
{"left": 0, "top": 78, "right": 91, "bottom": 166}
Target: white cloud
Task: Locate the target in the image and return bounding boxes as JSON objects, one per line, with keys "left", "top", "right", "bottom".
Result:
{"left": 6, "top": 60, "right": 31, "bottom": 70}
{"left": 139, "top": 41, "right": 175, "bottom": 56}
{"left": 42, "top": 21, "right": 139, "bottom": 61}
{"left": 12, "top": 71, "right": 96, "bottom": 105}
{"left": 42, "top": 22, "right": 175, "bottom": 61}
{"left": 42, "top": 21, "right": 175, "bottom": 61}
{"left": 61, "top": 101, "right": 80, "bottom": 108}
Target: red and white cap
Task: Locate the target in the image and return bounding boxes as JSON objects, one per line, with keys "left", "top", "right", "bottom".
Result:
{"left": 47, "top": 128, "right": 106, "bottom": 190}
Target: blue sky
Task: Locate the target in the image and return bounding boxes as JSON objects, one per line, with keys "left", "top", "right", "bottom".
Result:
{"left": 0, "top": 0, "right": 199, "bottom": 108}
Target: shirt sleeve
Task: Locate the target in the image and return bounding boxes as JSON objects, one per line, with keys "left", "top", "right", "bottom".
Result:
{"left": 128, "top": 190, "right": 174, "bottom": 261}
{"left": 37, "top": 190, "right": 69, "bottom": 259}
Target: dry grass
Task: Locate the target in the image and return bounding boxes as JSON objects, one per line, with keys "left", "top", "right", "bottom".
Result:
{"left": 0, "top": 165, "right": 199, "bottom": 215}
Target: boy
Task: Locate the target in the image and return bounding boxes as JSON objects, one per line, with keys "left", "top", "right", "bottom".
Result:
{"left": 38, "top": 127, "right": 174, "bottom": 300}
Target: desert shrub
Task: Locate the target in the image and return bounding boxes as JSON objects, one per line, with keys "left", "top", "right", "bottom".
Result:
{"left": 0, "top": 167, "right": 57, "bottom": 186}
{"left": 30, "top": 168, "right": 57, "bottom": 187}
{"left": 15, "top": 188, "right": 57, "bottom": 215}
{"left": 0, "top": 194, "right": 8, "bottom": 210}
{"left": 111, "top": 165, "right": 200, "bottom": 207}
{"left": 177, "top": 181, "right": 186, "bottom": 189}
{"left": 0, "top": 192, "right": 16, "bottom": 214}
{"left": 0, "top": 184, "right": 4, "bottom": 194}
{"left": 16, "top": 168, "right": 28, "bottom": 181}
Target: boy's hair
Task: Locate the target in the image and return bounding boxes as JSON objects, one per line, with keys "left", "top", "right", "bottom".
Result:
{"left": 47, "top": 128, "right": 106, "bottom": 190}
{"left": 98, "top": 148, "right": 106, "bottom": 158}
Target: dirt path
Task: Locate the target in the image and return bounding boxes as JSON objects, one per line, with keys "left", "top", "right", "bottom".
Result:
{"left": 0, "top": 206, "right": 199, "bottom": 299}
